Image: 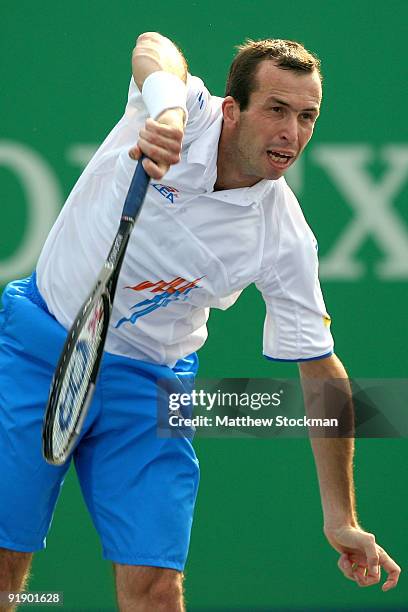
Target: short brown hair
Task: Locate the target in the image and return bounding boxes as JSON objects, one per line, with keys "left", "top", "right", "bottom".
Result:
{"left": 225, "top": 39, "right": 322, "bottom": 110}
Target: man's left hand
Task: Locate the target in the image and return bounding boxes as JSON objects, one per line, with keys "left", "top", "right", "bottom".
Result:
{"left": 325, "top": 525, "right": 401, "bottom": 590}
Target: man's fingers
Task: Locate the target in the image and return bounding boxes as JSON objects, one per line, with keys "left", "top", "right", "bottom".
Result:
{"left": 338, "top": 552, "right": 379, "bottom": 588}
{"left": 128, "top": 117, "right": 184, "bottom": 179}
{"left": 127, "top": 146, "right": 169, "bottom": 180}
{"left": 360, "top": 533, "right": 380, "bottom": 577}
{"left": 137, "top": 136, "right": 180, "bottom": 167}
{"left": 333, "top": 529, "right": 400, "bottom": 591}
{"left": 144, "top": 117, "right": 184, "bottom": 142}
{"left": 352, "top": 567, "right": 380, "bottom": 588}
{"left": 343, "top": 532, "right": 380, "bottom": 586}
{"left": 346, "top": 558, "right": 374, "bottom": 587}
{"left": 141, "top": 157, "right": 168, "bottom": 180}
{"left": 378, "top": 548, "right": 401, "bottom": 591}
{"left": 339, "top": 547, "right": 401, "bottom": 591}
{"left": 128, "top": 144, "right": 142, "bottom": 160}
{"left": 139, "top": 126, "right": 182, "bottom": 155}
{"left": 141, "top": 118, "right": 183, "bottom": 161}
{"left": 338, "top": 554, "right": 356, "bottom": 581}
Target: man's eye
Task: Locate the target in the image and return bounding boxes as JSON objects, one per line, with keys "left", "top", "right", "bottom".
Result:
{"left": 301, "top": 113, "right": 314, "bottom": 121}
{"left": 271, "top": 106, "right": 282, "bottom": 113}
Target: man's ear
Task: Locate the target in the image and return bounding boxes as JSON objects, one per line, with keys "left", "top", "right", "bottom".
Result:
{"left": 222, "top": 96, "right": 240, "bottom": 126}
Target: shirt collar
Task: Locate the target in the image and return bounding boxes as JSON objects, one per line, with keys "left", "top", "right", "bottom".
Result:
{"left": 187, "top": 97, "right": 223, "bottom": 168}
{"left": 186, "top": 98, "right": 275, "bottom": 206}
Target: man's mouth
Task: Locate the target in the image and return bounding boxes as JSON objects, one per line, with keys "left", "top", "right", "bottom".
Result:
{"left": 267, "top": 150, "right": 294, "bottom": 169}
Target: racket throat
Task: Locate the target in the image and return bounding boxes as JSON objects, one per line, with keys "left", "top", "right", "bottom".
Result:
{"left": 106, "top": 221, "right": 132, "bottom": 268}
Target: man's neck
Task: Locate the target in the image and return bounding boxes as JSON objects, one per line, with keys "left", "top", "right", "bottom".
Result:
{"left": 214, "top": 125, "right": 262, "bottom": 191}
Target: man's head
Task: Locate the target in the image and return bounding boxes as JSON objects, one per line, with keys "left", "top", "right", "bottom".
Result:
{"left": 225, "top": 38, "right": 322, "bottom": 111}
{"left": 219, "top": 39, "right": 322, "bottom": 185}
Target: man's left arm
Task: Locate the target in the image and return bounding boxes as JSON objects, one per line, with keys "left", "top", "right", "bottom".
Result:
{"left": 299, "top": 353, "right": 401, "bottom": 591}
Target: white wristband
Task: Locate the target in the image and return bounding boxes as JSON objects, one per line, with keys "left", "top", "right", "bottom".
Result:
{"left": 142, "top": 71, "right": 188, "bottom": 123}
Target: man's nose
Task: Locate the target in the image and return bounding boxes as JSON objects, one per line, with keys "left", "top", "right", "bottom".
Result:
{"left": 278, "top": 115, "right": 298, "bottom": 144}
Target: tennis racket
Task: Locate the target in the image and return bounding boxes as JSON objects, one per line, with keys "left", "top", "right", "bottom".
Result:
{"left": 42, "top": 157, "right": 150, "bottom": 465}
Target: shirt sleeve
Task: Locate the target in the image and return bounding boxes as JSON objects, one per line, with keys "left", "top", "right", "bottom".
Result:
{"left": 255, "top": 180, "right": 334, "bottom": 362}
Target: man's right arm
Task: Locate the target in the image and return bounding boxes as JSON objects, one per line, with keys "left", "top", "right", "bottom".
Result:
{"left": 131, "top": 31, "right": 187, "bottom": 91}
{"left": 128, "top": 32, "right": 188, "bottom": 180}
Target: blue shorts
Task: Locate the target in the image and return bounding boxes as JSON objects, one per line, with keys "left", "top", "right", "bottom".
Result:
{"left": 0, "top": 275, "right": 200, "bottom": 571}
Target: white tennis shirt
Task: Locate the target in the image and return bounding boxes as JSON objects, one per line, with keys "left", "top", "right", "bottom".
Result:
{"left": 36, "top": 74, "right": 334, "bottom": 367}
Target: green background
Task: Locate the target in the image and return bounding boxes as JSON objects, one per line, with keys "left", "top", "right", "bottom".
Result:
{"left": 1, "top": 1, "right": 407, "bottom": 610}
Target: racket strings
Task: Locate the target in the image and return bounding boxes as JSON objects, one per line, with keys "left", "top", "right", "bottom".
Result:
{"left": 51, "top": 297, "right": 105, "bottom": 458}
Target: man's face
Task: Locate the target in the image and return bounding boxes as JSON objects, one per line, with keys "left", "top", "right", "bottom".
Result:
{"left": 227, "top": 60, "right": 322, "bottom": 181}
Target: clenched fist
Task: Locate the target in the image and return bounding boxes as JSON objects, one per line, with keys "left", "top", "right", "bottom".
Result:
{"left": 129, "top": 108, "right": 185, "bottom": 180}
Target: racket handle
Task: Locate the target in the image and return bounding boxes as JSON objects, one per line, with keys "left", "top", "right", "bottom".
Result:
{"left": 122, "top": 155, "right": 150, "bottom": 220}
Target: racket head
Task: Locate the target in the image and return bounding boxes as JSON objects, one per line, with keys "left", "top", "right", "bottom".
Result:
{"left": 42, "top": 156, "right": 149, "bottom": 466}
{"left": 42, "top": 282, "right": 111, "bottom": 465}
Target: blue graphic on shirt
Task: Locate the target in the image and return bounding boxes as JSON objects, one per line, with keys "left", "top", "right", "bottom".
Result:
{"left": 115, "top": 276, "right": 203, "bottom": 328}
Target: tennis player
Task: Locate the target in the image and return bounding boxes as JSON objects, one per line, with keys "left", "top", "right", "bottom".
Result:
{"left": 0, "top": 32, "right": 401, "bottom": 610}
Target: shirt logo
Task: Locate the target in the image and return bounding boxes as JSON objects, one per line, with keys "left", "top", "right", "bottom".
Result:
{"left": 115, "top": 276, "right": 203, "bottom": 328}
{"left": 152, "top": 183, "right": 179, "bottom": 203}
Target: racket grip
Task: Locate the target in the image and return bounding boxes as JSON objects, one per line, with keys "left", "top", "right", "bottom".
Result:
{"left": 122, "top": 154, "right": 150, "bottom": 220}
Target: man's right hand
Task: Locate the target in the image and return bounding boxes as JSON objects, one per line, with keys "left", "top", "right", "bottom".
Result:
{"left": 129, "top": 108, "right": 185, "bottom": 180}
